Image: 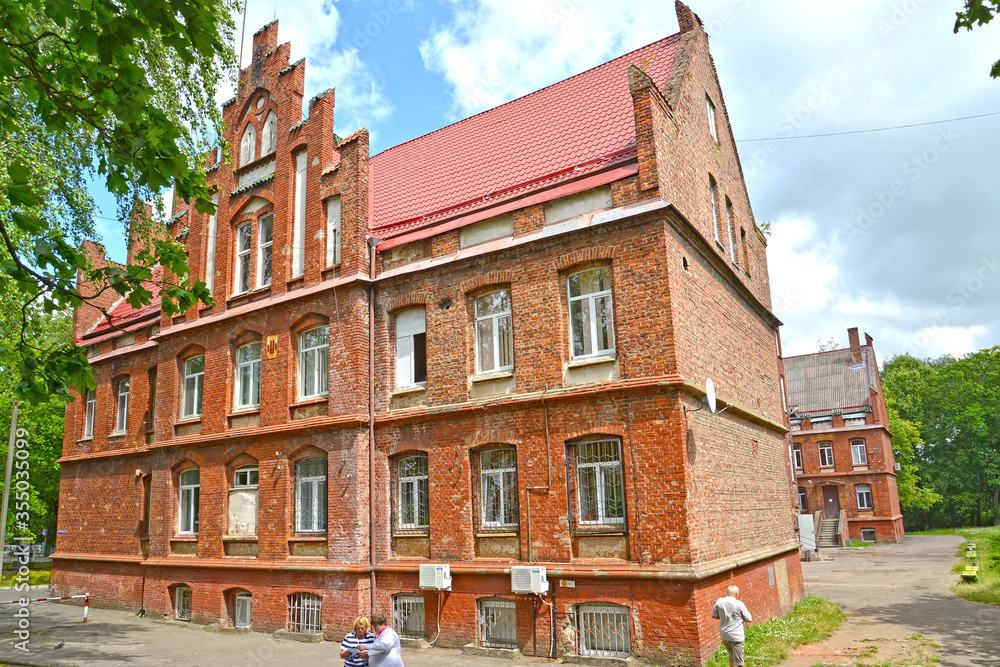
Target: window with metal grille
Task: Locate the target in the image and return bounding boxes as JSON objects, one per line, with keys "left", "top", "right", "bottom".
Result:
{"left": 396, "top": 455, "right": 429, "bottom": 531}
{"left": 478, "top": 598, "right": 517, "bottom": 649}
{"left": 236, "top": 342, "right": 262, "bottom": 409}
{"left": 178, "top": 469, "right": 199, "bottom": 534}
{"left": 475, "top": 289, "right": 513, "bottom": 373}
{"left": 393, "top": 594, "right": 425, "bottom": 639}
{"left": 568, "top": 267, "right": 615, "bottom": 359}
{"left": 819, "top": 442, "right": 834, "bottom": 467}
{"left": 476, "top": 448, "right": 519, "bottom": 530}
{"left": 175, "top": 586, "right": 192, "bottom": 621}
{"left": 235, "top": 593, "right": 251, "bottom": 628}
{"left": 577, "top": 603, "right": 631, "bottom": 658}
{"left": 287, "top": 592, "right": 323, "bottom": 634}
{"left": 571, "top": 440, "right": 625, "bottom": 528}
{"left": 851, "top": 439, "right": 868, "bottom": 466}
{"left": 295, "top": 458, "right": 327, "bottom": 533}
{"left": 298, "top": 326, "right": 329, "bottom": 399}
{"left": 856, "top": 484, "right": 873, "bottom": 510}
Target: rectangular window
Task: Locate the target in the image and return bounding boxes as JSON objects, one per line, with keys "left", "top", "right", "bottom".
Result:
{"left": 819, "top": 443, "right": 834, "bottom": 467}
{"left": 295, "top": 458, "right": 327, "bottom": 533}
{"left": 395, "top": 309, "right": 427, "bottom": 388}
{"left": 298, "top": 327, "right": 329, "bottom": 399}
{"left": 577, "top": 603, "right": 631, "bottom": 659}
{"left": 574, "top": 440, "right": 625, "bottom": 527}
{"left": 851, "top": 439, "right": 868, "bottom": 466}
{"left": 235, "top": 593, "right": 252, "bottom": 628}
{"left": 710, "top": 177, "right": 720, "bottom": 244}
{"left": 568, "top": 267, "right": 615, "bottom": 359}
{"left": 326, "top": 196, "right": 341, "bottom": 266}
{"left": 706, "top": 95, "right": 718, "bottom": 142}
{"left": 230, "top": 465, "right": 259, "bottom": 536}
{"left": 205, "top": 193, "right": 218, "bottom": 296}
{"left": 178, "top": 469, "right": 200, "bottom": 534}
{"left": 798, "top": 487, "right": 808, "bottom": 512}
{"left": 393, "top": 594, "right": 425, "bottom": 640}
{"left": 292, "top": 151, "right": 307, "bottom": 278}
{"left": 793, "top": 444, "right": 803, "bottom": 469}
{"left": 175, "top": 586, "right": 192, "bottom": 621}
{"left": 478, "top": 598, "right": 517, "bottom": 649}
{"left": 726, "top": 200, "right": 737, "bottom": 263}
{"left": 861, "top": 528, "right": 877, "bottom": 542}
{"left": 116, "top": 378, "right": 130, "bottom": 433}
{"left": 236, "top": 342, "right": 262, "bottom": 409}
{"left": 235, "top": 223, "right": 252, "bottom": 294}
{"left": 84, "top": 389, "right": 96, "bottom": 438}
{"left": 142, "top": 475, "right": 152, "bottom": 536}
{"left": 146, "top": 368, "right": 157, "bottom": 433}
{"left": 475, "top": 289, "right": 513, "bottom": 373}
{"left": 287, "top": 592, "right": 322, "bottom": 634}
{"left": 856, "top": 484, "right": 873, "bottom": 510}
{"left": 478, "top": 449, "right": 519, "bottom": 529}
{"left": 234, "top": 466, "right": 259, "bottom": 488}
{"left": 257, "top": 214, "right": 273, "bottom": 287}
{"left": 397, "top": 455, "right": 429, "bottom": 530}
{"left": 182, "top": 355, "right": 205, "bottom": 419}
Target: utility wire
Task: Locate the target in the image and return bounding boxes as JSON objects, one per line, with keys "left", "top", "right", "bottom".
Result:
{"left": 737, "top": 110, "right": 1000, "bottom": 143}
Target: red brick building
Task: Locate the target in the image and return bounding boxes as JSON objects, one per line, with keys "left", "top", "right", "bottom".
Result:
{"left": 52, "top": 4, "right": 803, "bottom": 663}
{"left": 784, "top": 327, "right": 904, "bottom": 546}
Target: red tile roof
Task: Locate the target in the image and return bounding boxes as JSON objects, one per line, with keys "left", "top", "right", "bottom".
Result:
{"left": 368, "top": 33, "right": 681, "bottom": 235}
{"left": 85, "top": 268, "right": 164, "bottom": 339}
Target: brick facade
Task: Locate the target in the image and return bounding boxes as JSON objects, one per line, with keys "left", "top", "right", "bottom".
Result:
{"left": 53, "top": 5, "right": 803, "bottom": 664}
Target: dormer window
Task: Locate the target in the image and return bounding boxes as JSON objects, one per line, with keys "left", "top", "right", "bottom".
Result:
{"left": 240, "top": 123, "right": 256, "bottom": 166}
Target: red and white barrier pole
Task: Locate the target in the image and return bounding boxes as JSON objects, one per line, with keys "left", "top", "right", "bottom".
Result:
{"left": 83, "top": 594, "right": 89, "bottom": 622}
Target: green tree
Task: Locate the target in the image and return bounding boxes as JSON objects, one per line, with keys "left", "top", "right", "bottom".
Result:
{"left": 1, "top": 0, "right": 238, "bottom": 403}
{"left": 955, "top": 0, "right": 1000, "bottom": 77}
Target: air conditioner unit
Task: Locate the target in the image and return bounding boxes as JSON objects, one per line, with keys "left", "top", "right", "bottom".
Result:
{"left": 511, "top": 566, "right": 548, "bottom": 595}
{"left": 419, "top": 563, "right": 452, "bottom": 591}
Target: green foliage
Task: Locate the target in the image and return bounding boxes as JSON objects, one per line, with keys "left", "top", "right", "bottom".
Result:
{"left": 954, "top": 1, "right": 1000, "bottom": 78}
{"left": 706, "top": 596, "right": 845, "bottom": 667}
{"left": 0, "top": 0, "right": 236, "bottom": 403}
{"left": 943, "top": 526, "right": 1000, "bottom": 605}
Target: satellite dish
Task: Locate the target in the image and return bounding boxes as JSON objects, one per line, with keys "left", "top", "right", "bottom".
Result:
{"left": 705, "top": 377, "right": 717, "bottom": 414}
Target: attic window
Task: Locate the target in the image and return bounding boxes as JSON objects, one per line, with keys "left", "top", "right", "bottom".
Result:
{"left": 706, "top": 95, "right": 718, "bottom": 142}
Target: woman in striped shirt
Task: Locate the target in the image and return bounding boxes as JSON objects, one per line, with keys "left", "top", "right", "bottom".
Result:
{"left": 340, "top": 616, "right": 376, "bottom": 667}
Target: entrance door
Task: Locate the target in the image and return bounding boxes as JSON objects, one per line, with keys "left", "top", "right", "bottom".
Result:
{"left": 823, "top": 486, "right": 840, "bottom": 519}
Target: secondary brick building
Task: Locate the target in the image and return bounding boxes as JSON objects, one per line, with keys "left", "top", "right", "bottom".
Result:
{"left": 53, "top": 4, "right": 804, "bottom": 663}
{"left": 784, "top": 327, "right": 904, "bottom": 546}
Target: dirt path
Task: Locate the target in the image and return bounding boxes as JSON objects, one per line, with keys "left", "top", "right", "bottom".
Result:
{"left": 778, "top": 534, "right": 1000, "bottom": 667}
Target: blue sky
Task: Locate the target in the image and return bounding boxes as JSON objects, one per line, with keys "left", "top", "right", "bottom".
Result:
{"left": 90, "top": 0, "right": 1000, "bottom": 362}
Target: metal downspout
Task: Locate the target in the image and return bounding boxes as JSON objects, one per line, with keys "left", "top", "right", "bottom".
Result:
{"left": 368, "top": 238, "right": 379, "bottom": 613}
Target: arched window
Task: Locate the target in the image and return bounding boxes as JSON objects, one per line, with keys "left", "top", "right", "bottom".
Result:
{"left": 261, "top": 112, "right": 277, "bottom": 156}
{"left": 240, "top": 123, "right": 256, "bottom": 166}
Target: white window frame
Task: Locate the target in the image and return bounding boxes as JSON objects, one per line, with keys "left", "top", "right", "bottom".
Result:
{"left": 706, "top": 95, "right": 718, "bottom": 142}
{"left": 205, "top": 192, "right": 219, "bottom": 296}
{"left": 182, "top": 355, "right": 205, "bottom": 419}
{"left": 397, "top": 455, "right": 429, "bottom": 530}
{"left": 793, "top": 444, "right": 803, "bottom": 469}
{"left": 856, "top": 484, "right": 873, "bottom": 510}
{"left": 577, "top": 603, "right": 631, "bottom": 659}
{"left": 175, "top": 586, "right": 192, "bottom": 621}
{"left": 115, "top": 378, "right": 130, "bottom": 433}
{"left": 475, "top": 289, "right": 514, "bottom": 374}
{"left": 298, "top": 326, "right": 329, "bottom": 400}
{"left": 395, "top": 309, "right": 426, "bottom": 388}
{"left": 84, "top": 389, "right": 96, "bottom": 438}
{"left": 295, "top": 458, "right": 327, "bottom": 533}
{"left": 261, "top": 112, "right": 277, "bottom": 156}
{"left": 240, "top": 123, "right": 256, "bottom": 166}
{"left": 178, "top": 469, "right": 200, "bottom": 535}
{"left": 478, "top": 598, "right": 517, "bottom": 649}
{"left": 567, "top": 267, "right": 615, "bottom": 359}
{"left": 292, "top": 151, "right": 307, "bottom": 278}
{"left": 235, "top": 222, "right": 252, "bottom": 295}
{"left": 851, "top": 439, "right": 868, "bottom": 466}
{"left": 393, "top": 593, "right": 425, "bottom": 639}
{"left": 575, "top": 439, "right": 625, "bottom": 526}
{"left": 257, "top": 214, "right": 273, "bottom": 288}
{"left": 235, "top": 592, "right": 252, "bottom": 628}
{"left": 798, "top": 487, "right": 808, "bottom": 512}
{"left": 819, "top": 443, "right": 834, "bottom": 468}
{"left": 234, "top": 465, "right": 259, "bottom": 488}
{"left": 235, "top": 342, "right": 262, "bottom": 410}
{"left": 710, "top": 178, "right": 720, "bottom": 244}
{"left": 287, "top": 592, "right": 322, "bottom": 634}
{"left": 326, "top": 196, "right": 341, "bottom": 266}
{"left": 479, "top": 449, "right": 519, "bottom": 529}
{"left": 726, "top": 200, "right": 737, "bottom": 263}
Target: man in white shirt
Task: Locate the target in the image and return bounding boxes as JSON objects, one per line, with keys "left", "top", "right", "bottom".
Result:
{"left": 358, "top": 612, "right": 404, "bottom": 667}
{"left": 711, "top": 585, "right": 752, "bottom": 667}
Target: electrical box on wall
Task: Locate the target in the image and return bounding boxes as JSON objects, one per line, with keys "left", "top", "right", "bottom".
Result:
{"left": 419, "top": 564, "right": 452, "bottom": 591}
{"left": 511, "top": 566, "right": 548, "bottom": 594}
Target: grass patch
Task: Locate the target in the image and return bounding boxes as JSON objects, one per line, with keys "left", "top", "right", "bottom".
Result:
{"left": 706, "top": 596, "right": 845, "bottom": 667}
{"left": 942, "top": 526, "right": 1000, "bottom": 606}
{"left": 848, "top": 540, "right": 874, "bottom": 548}
{"left": 0, "top": 568, "right": 51, "bottom": 587}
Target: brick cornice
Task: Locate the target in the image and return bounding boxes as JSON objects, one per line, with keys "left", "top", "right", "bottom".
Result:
{"left": 459, "top": 271, "right": 515, "bottom": 296}
{"left": 380, "top": 290, "right": 433, "bottom": 315}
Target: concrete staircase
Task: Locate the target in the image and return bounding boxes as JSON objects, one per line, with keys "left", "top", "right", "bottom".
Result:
{"left": 817, "top": 518, "right": 840, "bottom": 547}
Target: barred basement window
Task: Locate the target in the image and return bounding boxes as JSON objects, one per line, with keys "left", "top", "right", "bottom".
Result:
{"left": 175, "top": 586, "right": 192, "bottom": 621}
{"left": 396, "top": 455, "right": 429, "bottom": 530}
{"left": 393, "top": 594, "right": 425, "bottom": 639}
{"left": 287, "top": 592, "right": 323, "bottom": 634}
{"left": 478, "top": 598, "right": 517, "bottom": 649}
{"left": 476, "top": 448, "right": 519, "bottom": 530}
{"left": 577, "top": 603, "right": 631, "bottom": 659}
{"left": 235, "top": 593, "right": 252, "bottom": 628}
{"left": 861, "top": 528, "right": 877, "bottom": 543}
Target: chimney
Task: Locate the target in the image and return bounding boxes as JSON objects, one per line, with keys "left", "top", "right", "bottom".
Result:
{"left": 848, "top": 327, "right": 862, "bottom": 365}
{"left": 675, "top": 1, "right": 702, "bottom": 33}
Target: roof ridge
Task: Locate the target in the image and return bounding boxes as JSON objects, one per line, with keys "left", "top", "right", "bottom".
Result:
{"left": 371, "top": 32, "right": 682, "bottom": 162}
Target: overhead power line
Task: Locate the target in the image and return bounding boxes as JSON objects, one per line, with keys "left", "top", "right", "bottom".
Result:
{"left": 736, "top": 111, "right": 1000, "bottom": 143}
